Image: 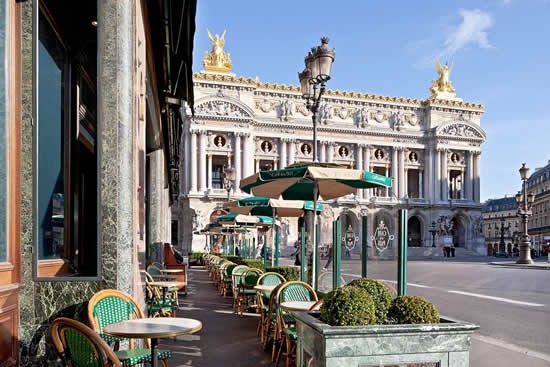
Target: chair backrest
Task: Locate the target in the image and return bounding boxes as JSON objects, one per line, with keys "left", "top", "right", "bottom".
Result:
{"left": 151, "top": 261, "right": 164, "bottom": 269}
{"left": 223, "top": 263, "right": 237, "bottom": 278}
{"left": 146, "top": 264, "right": 162, "bottom": 276}
{"left": 231, "top": 265, "right": 249, "bottom": 293}
{"left": 50, "top": 317, "right": 122, "bottom": 367}
{"left": 240, "top": 268, "right": 263, "bottom": 287}
{"left": 277, "top": 281, "right": 318, "bottom": 303}
{"left": 88, "top": 289, "right": 147, "bottom": 348}
{"left": 317, "top": 271, "right": 347, "bottom": 293}
{"left": 257, "top": 272, "right": 286, "bottom": 286}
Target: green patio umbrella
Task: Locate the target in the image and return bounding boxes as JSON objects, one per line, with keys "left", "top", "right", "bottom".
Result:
{"left": 216, "top": 213, "right": 260, "bottom": 226}
{"left": 223, "top": 196, "right": 323, "bottom": 267}
{"left": 239, "top": 162, "right": 392, "bottom": 289}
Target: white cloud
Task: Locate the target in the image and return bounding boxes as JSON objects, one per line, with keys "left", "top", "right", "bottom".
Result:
{"left": 443, "top": 9, "right": 494, "bottom": 56}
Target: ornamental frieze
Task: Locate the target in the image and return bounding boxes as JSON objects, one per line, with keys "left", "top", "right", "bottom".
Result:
{"left": 195, "top": 100, "right": 250, "bottom": 118}
{"left": 441, "top": 123, "right": 483, "bottom": 138}
{"left": 255, "top": 98, "right": 275, "bottom": 113}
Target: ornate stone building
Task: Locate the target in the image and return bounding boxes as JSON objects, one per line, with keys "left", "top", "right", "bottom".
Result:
{"left": 527, "top": 160, "right": 550, "bottom": 253}
{"left": 482, "top": 196, "right": 518, "bottom": 255}
{"left": 173, "top": 33, "right": 487, "bottom": 256}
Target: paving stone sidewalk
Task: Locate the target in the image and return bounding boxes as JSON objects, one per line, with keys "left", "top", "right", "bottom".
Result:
{"left": 158, "top": 266, "right": 273, "bottom": 367}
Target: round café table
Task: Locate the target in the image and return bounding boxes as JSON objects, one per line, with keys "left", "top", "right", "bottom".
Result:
{"left": 103, "top": 317, "right": 202, "bottom": 367}
{"left": 280, "top": 300, "right": 321, "bottom": 312}
{"left": 160, "top": 268, "right": 184, "bottom": 274}
{"left": 254, "top": 284, "right": 277, "bottom": 293}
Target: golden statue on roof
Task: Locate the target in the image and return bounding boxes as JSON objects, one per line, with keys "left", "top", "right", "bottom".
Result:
{"left": 202, "top": 30, "right": 232, "bottom": 73}
{"left": 430, "top": 59, "right": 458, "bottom": 100}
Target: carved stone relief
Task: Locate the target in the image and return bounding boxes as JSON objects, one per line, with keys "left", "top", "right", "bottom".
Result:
{"left": 255, "top": 98, "right": 275, "bottom": 113}
{"left": 355, "top": 107, "right": 369, "bottom": 127}
{"left": 316, "top": 101, "right": 333, "bottom": 124}
{"left": 441, "top": 123, "right": 483, "bottom": 138}
{"left": 372, "top": 110, "right": 390, "bottom": 123}
{"left": 278, "top": 99, "right": 294, "bottom": 121}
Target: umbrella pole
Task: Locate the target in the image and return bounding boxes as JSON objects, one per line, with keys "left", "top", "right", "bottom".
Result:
{"left": 312, "top": 183, "right": 319, "bottom": 291}
{"left": 271, "top": 208, "right": 276, "bottom": 267}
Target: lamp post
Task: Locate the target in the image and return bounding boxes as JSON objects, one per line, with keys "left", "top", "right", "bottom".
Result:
{"left": 498, "top": 217, "right": 511, "bottom": 255}
{"left": 515, "top": 163, "right": 535, "bottom": 264}
{"left": 429, "top": 221, "right": 438, "bottom": 248}
{"left": 298, "top": 37, "right": 336, "bottom": 162}
{"left": 222, "top": 165, "right": 235, "bottom": 202}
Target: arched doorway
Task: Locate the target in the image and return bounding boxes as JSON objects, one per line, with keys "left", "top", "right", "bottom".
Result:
{"left": 451, "top": 215, "right": 466, "bottom": 247}
{"left": 407, "top": 216, "right": 422, "bottom": 247}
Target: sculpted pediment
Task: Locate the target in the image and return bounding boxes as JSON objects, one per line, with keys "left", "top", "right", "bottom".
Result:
{"left": 194, "top": 96, "right": 254, "bottom": 119}
{"left": 437, "top": 121, "right": 485, "bottom": 140}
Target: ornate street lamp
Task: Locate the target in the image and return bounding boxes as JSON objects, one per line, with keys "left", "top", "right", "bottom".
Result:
{"left": 498, "top": 217, "right": 511, "bottom": 255}
{"left": 298, "top": 37, "right": 336, "bottom": 162}
{"left": 428, "top": 221, "right": 438, "bottom": 248}
{"left": 515, "top": 163, "right": 535, "bottom": 264}
{"left": 222, "top": 165, "right": 235, "bottom": 201}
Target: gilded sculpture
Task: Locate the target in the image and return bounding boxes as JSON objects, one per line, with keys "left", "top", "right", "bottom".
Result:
{"left": 430, "top": 59, "right": 456, "bottom": 98}
{"left": 203, "top": 30, "right": 232, "bottom": 72}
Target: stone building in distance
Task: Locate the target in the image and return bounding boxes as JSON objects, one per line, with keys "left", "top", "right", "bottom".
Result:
{"left": 172, "top": 33, "right": 487, "bottom": 256}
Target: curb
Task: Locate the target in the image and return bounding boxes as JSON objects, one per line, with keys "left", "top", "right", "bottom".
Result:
{"left": 489, "top": 262, "right": 550, "bottom": 270}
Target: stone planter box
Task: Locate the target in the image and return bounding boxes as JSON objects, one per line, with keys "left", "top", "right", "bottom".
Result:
{"left": 295, "top": 311, "right": 478, "bottom": 367}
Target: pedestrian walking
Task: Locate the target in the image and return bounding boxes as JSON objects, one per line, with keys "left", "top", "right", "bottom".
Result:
{"left": 323, "top": 245, "right": 333, "bottom": 271}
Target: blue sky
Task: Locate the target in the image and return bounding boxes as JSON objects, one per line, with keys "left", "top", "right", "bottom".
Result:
{"left": 193, "top": 0, "right": 550, "bottom": 201}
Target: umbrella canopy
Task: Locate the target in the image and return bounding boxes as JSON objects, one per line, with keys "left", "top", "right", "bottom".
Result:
{"left": 240, "top": 162, "right": 392, "bottom": 200}
{"left": 224, "top": 196, "right": 323, "bottom": 217}
{"left": 216, "top": 213, "right": 260, "bottom": 226}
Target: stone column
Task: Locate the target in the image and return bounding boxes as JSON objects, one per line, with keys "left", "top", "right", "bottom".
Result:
{"left": 274, "top": 159, "right": 279, "bottom": 170}
{"left": 424, "top": 148, "right": 432, "bottom": 202}
{"left": 148, "top": 150, "right": 164, "bottom": 266}
{"left": 364, "top": 145, "right": 370, "bottom": 200}
{"left": 255, "top": 158, "right": 260, "bottom": 173}
{"left": 473, "top": 151, "right": 481, "bottom": 203}
{"left": 327, "top": 142, "right": 334, "bottom": 162}
{"left": 199, "top": 132, "right": 207, "bottom": 192}
{"left": 418, "top": 170, "right": 423, "bottom": 198}
{"left": 398, "top": 148, "right": 405, "bottom": 199}
{"left": 183, "top": 127, "right": 190, "bottom": 194}
{"left": 288, "top": 140, "right": 296, "bottom": 165}
{"left": 207, "top": 153, "right": 213, "bottom": 190}
{"left": 356, "top": 145, "right": 364, "bottom": 199}
{"left": 319, "top": 141, "right": 326, "bottom": 162}
{"left": 190, "top": 130, "right": 197, "bottom": 193}
{"left": 242, "top": 133, "right": 252, "bottom": 178}
{"left": 465, "top": 151, "right": 473, "bottom": 201}
{"left": 98, "top": 0, "right": 134, "bottom": 293}
{"left": 434, "top": 148, "right": 441, "bottom": 202}
{"left": 460, "top": 170, "right": 465, "bottom": 199}
{"left": 391, "top": 147, "right": 398, "bottom": 199}
{"left": 441, "top": 149, "right": 448, "bottom": 201}
{"left": 234, "top": 134, "right": 242, "bottom": 192}
{"left": 280, "top": 139, "right": 287, "bottom": 168}
{"left": 385, "top": 166, "right": 390, "bottom": 197}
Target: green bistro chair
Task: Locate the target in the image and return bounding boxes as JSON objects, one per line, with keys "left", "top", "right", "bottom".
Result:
{"left": 142, "top": 271, "right": 178, "bottom": 318}
{"left": 231, "top": 265, "right": 249, "bottom": 312}
{"left": 256, "top": 272, "right": 286, "bottom": 341}
{"left": 221, "top": 263, "right": 237, "bottom": 297}
{"left": 275, "top": 281, "right": 317, "bottom": 367}
{"left": 51, "top": 317, "right": 122, "bottom": 367}
{"left": 88, "top": 289, "right": 172, "bottom": 367}
{"left": 236, "top": 268, "right": 264, "bottom": 316}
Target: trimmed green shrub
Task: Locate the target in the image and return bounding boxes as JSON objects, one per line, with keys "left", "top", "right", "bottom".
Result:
{"left": 224, "top": 255, "right": 242, "bottom": 264}
{"left": 347, "top": 278, "right": 392, "bottom": 323}
{"left": 387, "top": 295, "right": 440, "bottom": 324}
{"left": 266, "top": 266, "right": 299, "bottom": 281}
{"left": 242, "top": 259, "right": 264, "bottom": 270}
{"left": 320, "top": 286, "right": 377, "bottom": 326}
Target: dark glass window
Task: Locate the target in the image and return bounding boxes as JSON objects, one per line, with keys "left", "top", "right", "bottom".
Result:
{"left": 35, "top": 1, "right": 98, "bottom": 277}
{"left": 37, "top": 12, "right": 66, "bottom": 260}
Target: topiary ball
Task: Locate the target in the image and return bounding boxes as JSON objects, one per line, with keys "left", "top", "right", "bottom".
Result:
{"left": 387, "top": 295, "right": 440, "bottom": 324}
{"left": 347, "top": 278, "right": 392, "bottom": 324}
{"left": 320, "top": 286, "right": 377, "bottom": 326}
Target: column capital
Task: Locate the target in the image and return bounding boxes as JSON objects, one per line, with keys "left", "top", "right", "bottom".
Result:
{"left": 436, "top": 147, "right": 448, "bottom": 153}
{"left": 357, "top": 143, "right": 369, "bottom": 148}
{"left": 207, "top": 152, "right": 214, "bottom": 158}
